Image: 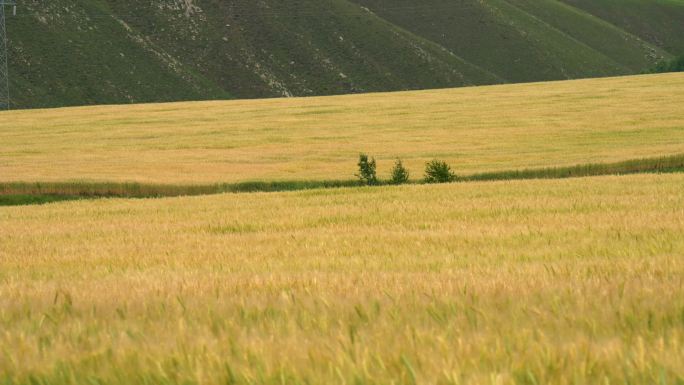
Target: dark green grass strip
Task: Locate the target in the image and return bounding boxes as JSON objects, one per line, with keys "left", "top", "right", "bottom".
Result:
{"left": 2, "top": 154, "right": 683, "bottom": 206}
{"left": 0, "top": 195, "right": 84, "bottom": 206}
{"left": 460, "top": 154, "right": 684, "bottom": 182}
{"left": 0, "top": 180, "right": 361, "bottom": 206}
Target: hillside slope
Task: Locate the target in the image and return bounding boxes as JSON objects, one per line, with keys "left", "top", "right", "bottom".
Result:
{"left": 350, "top": 0, "right": 667, "bottom": 82}
{"left": 4, "top": 0, "right": 684, "bottom": 109}
{"left": 560, "top": 0, "right": 684, "bottom": 54}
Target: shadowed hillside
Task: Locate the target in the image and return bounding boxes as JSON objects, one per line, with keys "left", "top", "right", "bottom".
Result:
{"left": 4, "top": 0, "right": 684, "bottom": 109}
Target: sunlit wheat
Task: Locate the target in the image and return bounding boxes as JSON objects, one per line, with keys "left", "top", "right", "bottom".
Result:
{"left": 1, "top": 174, "right": 683, "bottom": 384}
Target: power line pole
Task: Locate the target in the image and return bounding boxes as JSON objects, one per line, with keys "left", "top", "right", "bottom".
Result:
{"left": 0, "top": 0, "right": 16, "bottom": 110}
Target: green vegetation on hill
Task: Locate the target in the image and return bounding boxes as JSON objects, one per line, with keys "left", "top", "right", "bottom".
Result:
{"left": 648, "top": 55, "right": 684, "bottom": 73}
{"left": 350, "top": 0, "right": 665, "bottom": 82}
{"left": 559, "top": 0, "right": 684, "bottom": 54}
{"left": 4, "top": 0, "right": 684, "bottom": 108}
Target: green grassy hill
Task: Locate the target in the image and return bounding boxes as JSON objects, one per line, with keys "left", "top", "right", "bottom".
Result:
{"left": 560, "top": 0, "right": 684, "bottom": 54}
{"left": 5, "top": 0, "right": 684, "bottom": 109}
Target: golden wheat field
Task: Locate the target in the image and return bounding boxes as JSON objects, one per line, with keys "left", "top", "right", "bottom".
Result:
{"left": 2, "top": 174, "right": 684, "bottom": 384}
{"left": 2, "top": 73, "right": 684, "bottom": 385}
{"left": 1, "top": 73, "right": 684, "bottom": 184}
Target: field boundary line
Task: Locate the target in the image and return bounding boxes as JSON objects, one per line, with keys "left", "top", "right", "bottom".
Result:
{"left": 2, "top": 153, "right": 683, "bottom": 206}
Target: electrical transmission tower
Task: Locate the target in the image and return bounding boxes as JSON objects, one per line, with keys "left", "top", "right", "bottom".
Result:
{"left": 0, "top": 0, "right": 16, "bottom": 110}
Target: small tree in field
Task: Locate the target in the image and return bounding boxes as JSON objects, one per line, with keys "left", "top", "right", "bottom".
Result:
{"left": 356, "top": 153, "right": 379, "bottom": 185}
{"left": 424, "top": 160, "right": 456, "bottom": 183}
{"left": 390, "top": 158, "right": 410, "bottom": 185}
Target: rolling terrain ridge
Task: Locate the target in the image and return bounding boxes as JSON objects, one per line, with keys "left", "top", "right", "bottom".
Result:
{"left": 5, "top": 0, "right": 684, "bottom": 109}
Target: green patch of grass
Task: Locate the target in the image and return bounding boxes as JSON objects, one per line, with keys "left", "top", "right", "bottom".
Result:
{"left": 0, "top": 180, "right": 362, "bottom": 205}
{"left": 463, "top": 153, "right": 684, "bottom": 182}
{"left": 0, "top": 195, "right": 81, "bottom": 207}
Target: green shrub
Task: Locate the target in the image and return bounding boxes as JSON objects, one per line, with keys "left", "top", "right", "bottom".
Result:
{"left": 390, "top": 159, "right": 410, "bottom": 185}
{"left": 356, "top": 153, "right": 379, "bottom": 185}
{"left": 646, "top": 54, "right": 684, "bottom": 73}
{"left": 424, "top": 160, "right": 456, "bottom": 183}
